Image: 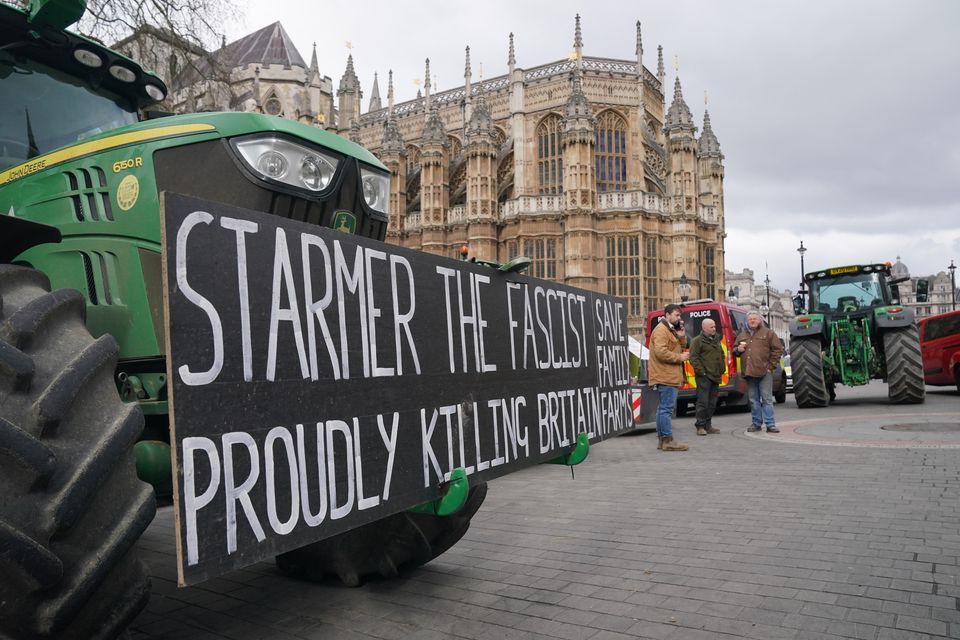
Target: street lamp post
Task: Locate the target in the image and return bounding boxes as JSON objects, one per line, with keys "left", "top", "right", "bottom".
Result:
{"left": 797, "top": 240, "right": 807, "bottom": 304}
{"left": 950, "top": 260, "right": 957, "bottom": 311}
{"left": 759, "top": 272, "right": 771, "bottom": 323}
{"left": 728, "top": 287, "right": 738, "bottom": 306}
{"left": 679, "top": 273, "right": 691, "bottom": 303}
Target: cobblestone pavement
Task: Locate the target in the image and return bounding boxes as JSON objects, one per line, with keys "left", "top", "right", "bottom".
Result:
{"left": 130, "top": 384, "right": 960, "bottom": 640}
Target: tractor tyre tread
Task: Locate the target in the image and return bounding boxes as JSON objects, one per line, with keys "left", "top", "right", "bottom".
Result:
{"left": 884, "top": 326, "right": 925, "bottom": 404}
{"left": 0, "top": 265, "right": 155, "bottom": 640}
{"left": 790, "top": 338, "right": 829, "bottom": 408}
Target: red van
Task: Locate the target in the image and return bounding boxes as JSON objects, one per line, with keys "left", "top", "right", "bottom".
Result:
{"left": 645, "top": 300, "right": 787, "bottom": 415}
{"left": 919, "top": 310, "right": 960, "bottom": 391}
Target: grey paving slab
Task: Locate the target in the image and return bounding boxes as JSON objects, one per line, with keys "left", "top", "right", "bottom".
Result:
{"left": 131, "top": 384, "right": 960, "bottom": 639}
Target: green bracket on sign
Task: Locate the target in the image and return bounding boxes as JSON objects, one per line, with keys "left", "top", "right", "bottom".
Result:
{"left": 408, "top": 467, "right": 469, "bottom": 517}
{"left": 545, "top": 432, "right": 590, "bottom": 467}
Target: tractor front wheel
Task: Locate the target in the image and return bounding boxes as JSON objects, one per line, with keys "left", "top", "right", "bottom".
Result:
{"left": 276, "top": 483, "right": 488, "bottom": 586}
{"left": 0, "top": 266, "right": 155, "bottom": 640}
{"left": 884, "top": 326, "right": 925, "bottom": 404}
{"left": 790, "top": 338, "right": 830, "bottom": 408}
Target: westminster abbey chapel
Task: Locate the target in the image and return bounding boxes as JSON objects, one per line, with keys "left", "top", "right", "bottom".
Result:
{"left": 348, "top": 18, "right": 726, "bottom": 336}
{"left": 119, "top": 16, "right": 726, "bottom": 337}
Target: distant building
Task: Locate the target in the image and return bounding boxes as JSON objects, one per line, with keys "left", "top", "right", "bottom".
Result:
{"left": 116, "top": 22, "right": 335, "bottom": 124}
{"left": 888, "top": 257, "right": 958, "bottom": 319}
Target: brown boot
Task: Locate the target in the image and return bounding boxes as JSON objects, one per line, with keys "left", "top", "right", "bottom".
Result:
{"left": 657, "top": 435, "right": 664, "bottom": 450}
{"left": 697, "top": 428, "right": 707, "bottom": 436}
{"left": 705, "top": 426, "right": 721, "bottom": 434}
{"left": 661, "top": 436, "right": 689, "bottom": 451}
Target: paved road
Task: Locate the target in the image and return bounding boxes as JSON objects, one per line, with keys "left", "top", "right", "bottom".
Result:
{"left": 131, "top": 383, "right": 960, "bottom": 640}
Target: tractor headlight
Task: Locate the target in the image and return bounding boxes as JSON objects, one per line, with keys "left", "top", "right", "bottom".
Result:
{"left": 360, "top": 167, "right": 390, "bottom": 214}
{"left": 233, "top": 136, "right": 339, "bottom": 192}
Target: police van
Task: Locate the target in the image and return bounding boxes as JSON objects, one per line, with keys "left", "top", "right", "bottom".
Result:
{"left": 645, "top": 300, "right": 787, "bottom": 415}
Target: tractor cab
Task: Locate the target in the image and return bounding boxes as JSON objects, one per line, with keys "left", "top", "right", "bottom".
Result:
{"left": 803, "top": 264, "right": 894, "bottom": 315}
{"left": 0, "top": 0, "right": 166, "bottom": 173}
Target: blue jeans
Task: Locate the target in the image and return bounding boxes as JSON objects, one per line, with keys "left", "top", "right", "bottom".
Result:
{"left": 655, "top": 384, "right": 679, "bottom": 438}
{"left": 747, "top": 373, "right": 776, "bottom": 427}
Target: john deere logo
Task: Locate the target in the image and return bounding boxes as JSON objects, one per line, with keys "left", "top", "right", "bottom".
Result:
{"left": 333, "top": 210, "right": 356, "bottom": 234}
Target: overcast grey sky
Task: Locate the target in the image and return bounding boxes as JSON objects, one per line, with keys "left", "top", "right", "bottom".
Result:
{"left": 226, "top": 0, "right": 960, "bottom": 293}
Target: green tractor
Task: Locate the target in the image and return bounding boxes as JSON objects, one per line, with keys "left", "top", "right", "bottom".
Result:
{"left": 788, "top": 262, "right": 925, "bottom": 407}
{"left": 0, "top": 2, "right": 487, "bottom": 638}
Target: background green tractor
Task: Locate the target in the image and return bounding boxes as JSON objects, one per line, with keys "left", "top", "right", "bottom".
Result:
{"left": 788, "top": 262, "right": 925, "bottom": 407}
{"left": 0, "top": 2, "right": 485, "bottom": 638}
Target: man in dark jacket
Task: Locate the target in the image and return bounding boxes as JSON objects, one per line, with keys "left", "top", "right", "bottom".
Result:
{"left": 689, "top": 318, "right": 724, "bottom": 436}
{"left": 734, "top": 311, "right": 784, "bottom": 433}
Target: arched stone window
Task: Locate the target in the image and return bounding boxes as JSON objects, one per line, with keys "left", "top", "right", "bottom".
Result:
{"left": 447, "top": 135, "right": 462, "bottom": 159}
{"left": 405, "top": 144, "right": 421, "bottom": 175}
{"left": 595, "top": 110, "right": 628, "bottom": 192}
{"left": 536, "top": 114, "right": 563, "bottom": 195}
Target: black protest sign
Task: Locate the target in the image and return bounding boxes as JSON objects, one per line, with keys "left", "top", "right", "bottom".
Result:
{"left": 160, "top": 192, "right": 632, "bottom": 586}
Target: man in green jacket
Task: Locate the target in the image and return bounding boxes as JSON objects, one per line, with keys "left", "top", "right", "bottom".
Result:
{"left": 689, "top": 318, "right": 725, "bottom": 436}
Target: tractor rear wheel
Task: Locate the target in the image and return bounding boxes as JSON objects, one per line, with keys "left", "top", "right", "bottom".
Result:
{"left": 884, "top": 326, "right": 925, "bottom": 404}
{"left": 791, "top": 338, "right": 830, "bottom": 408}
{"left": 0, "top": 266, "right": 156, "bottom": 640}
{"left": 276, "top": 483, "right": 487, "bottom": 586}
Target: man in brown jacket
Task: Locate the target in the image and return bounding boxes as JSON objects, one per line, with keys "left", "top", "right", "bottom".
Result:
{"left": 734, "top": 311, "right": 784, "bottom": 433}
{"left": 648, "top": 304, "right": 690, "bottom": 451}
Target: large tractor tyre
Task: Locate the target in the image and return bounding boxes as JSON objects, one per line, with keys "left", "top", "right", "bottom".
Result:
{"left": 884, "top": 326, "right": 926, "bottom": 404}
{"left": 790, "top": 338, "right": 830, "bottom": 408}
{"left": 0, "top": 266, "right": 156, "bottom": 640}
{"left": 277, "top": 483, "right": 488, "bottom": 587}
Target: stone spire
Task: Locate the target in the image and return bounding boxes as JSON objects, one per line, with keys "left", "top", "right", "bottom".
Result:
{"left": 562, "top": 13, "right": 595, "bottom": 216}
{"left": 382, "top": 69, "right": 404, "bottom": 153}
{"left": 309, "top": 43, "right": 319, "bottom": 74}
{"left": 339, "top": 54, "right": 358, "bottom": 92}
{"left": 508, "top": 32, "right": 516, "bottom": 72}
{"left": 574, "top": 14, "right": 583, "bottom": 56}
{"left": 422, "top": 103, "right": 446, "bottom": 146}
{"left": 381, "top": 117, "right": 404, "bottom": 154}
{"left": 466, "top": 81, "right": 494, "bottom": 139}
{"left": 387, "top": 69, "right": 395, "bottom": 115}
{"left": 636, "top": 21, "right": 645, "bottom": 114}
{"left": 568, "top": 13, "right": 587, "bottom": 110}
{"left": 337, "top": 54, "right": 361, "bottom": 132}
{"left": 657, "top": 45, "right": 665, "bottom": 88}
{"left": 464, "top": 46, "right": 473, "bottom": 124}
{"left": 698, "top": 107, "right": 722, "bottom": 157}
{"left": 423, "top": 58, "right": 431, "bottom": 113}
{"left": 368, "top": 72, "right": 381, "bottom": 112}
{"left": 665, "top": 76, "right": 696, "bottom": 132}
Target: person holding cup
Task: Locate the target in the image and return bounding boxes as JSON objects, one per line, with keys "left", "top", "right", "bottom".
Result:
{"left": 734, "top": 311, "right": 784, "bottom": 433}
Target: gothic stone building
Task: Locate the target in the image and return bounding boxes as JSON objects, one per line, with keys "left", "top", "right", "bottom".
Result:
{"left": 116, "top": 22, "right": 336, "bottom": 124}
{"left": 119, "top": 17, "right": 727, "bottom": 337}
{"left": 350, "top": 18, "right": 726, "bottom": 336}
